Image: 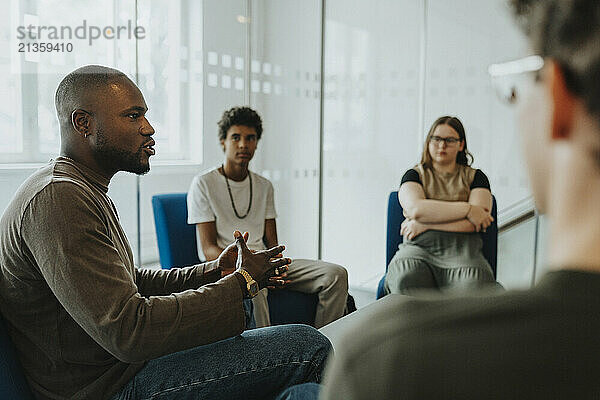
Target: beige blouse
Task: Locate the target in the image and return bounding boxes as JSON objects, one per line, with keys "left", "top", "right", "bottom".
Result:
{"left": 414, "top": 164, "right": 477, "bottom": 202}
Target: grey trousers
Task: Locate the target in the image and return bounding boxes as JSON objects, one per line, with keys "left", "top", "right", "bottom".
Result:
{"left": 385, "top": 256, "right": 495, "bottom": 295}
{"left": 385, "top": 231, "right": 496, "bottom": 296}
{"left": 252, "top": 259, "right": 348, "bottom": 329}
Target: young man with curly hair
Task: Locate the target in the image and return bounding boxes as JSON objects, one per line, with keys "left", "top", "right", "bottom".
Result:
{"left": 187, "top": 106, "right": 349, "bottom": 328}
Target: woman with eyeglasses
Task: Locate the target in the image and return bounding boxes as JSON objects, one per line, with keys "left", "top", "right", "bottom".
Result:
{"left": 384, "top": 116, "right": 497, "bottom": 295}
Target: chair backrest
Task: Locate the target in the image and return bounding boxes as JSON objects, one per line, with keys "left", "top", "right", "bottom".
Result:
{"left": 152, "top": 193, "right": 202, "bottom": 269}
{"left": 0, "top": 315, "right": 34, "bottom": 399}
{"left": 386, "top": 191, "right": 498, "bottom": 277}
{"left": 480, "top": 196, "right": 498, "bottom": 277}
{"left": 385, "top": 191, "right": 407, "bottom": 269}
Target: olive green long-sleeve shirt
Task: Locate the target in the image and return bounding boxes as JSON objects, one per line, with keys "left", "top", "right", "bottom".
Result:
{"left": 0, "top": 157, "right": 246, "bottom": 399}
{"left": 321, "top": 270, "right": 600, "bottom": 399}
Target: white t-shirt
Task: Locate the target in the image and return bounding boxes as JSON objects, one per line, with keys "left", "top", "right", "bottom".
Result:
{"left": 187, "top": 168, "right": 277, "bottom": 255}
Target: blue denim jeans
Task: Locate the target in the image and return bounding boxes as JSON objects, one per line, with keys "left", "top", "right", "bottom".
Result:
{"left": 111, "top": 323, "right": 331, "bottom": 400}
{"left": 274, "top": 383, "right": 321, "bottom": 400}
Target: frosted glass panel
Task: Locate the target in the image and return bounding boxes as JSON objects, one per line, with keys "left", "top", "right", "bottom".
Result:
{"left": 136, "top": 0, "right": 204, "bottom": 162}
{"left": 249, "top": 0, "right": 322, "bottom": 259}
{"left": 2, "top": 0, "right": 135, "bottom": 163}
{"left": 138, "top": 0, "right": 247, "bottom": 266}
{"left": 201, "top": 0, "right": 247, "bottom": 170}
{"left": 322, "top": 0, "right": 423, "bottom": 287}
{"left": 424, "top": 0, "right": 530, "bottom": 217}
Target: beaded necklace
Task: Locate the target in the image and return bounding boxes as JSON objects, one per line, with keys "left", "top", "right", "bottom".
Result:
{"left": 221, "top": 164, "right": 253, "bottom": 219}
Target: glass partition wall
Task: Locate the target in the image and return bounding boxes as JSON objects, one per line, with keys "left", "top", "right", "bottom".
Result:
{"left": 321, "top": 0, "right": 536, "bottom": 291}
{"left": 2, "top": 0, "right": 140, "bottom": 257}
{"left": 1, "top": 0, "right": 543, "bottom": 292}
{"left": 137, "top": 0, "right": 247, "bottom": 264}
{"left": 321, "top": 0, "right": 424, "bottom": 287}
{"left": 249, "top": 0, "right": 323, "bottom": 259}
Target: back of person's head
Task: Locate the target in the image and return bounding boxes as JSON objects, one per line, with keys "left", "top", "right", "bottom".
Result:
{"left": 511, "top": 0, "right": 600, "bottom": 125}
{"left": 218, "top": 107, "right": 263, "bottom": 141}
{"left": 420, "top": 116, "right": 474, "bottom": 168}
{"left": 55, "top": 65, "right": 130, "bottom": 131}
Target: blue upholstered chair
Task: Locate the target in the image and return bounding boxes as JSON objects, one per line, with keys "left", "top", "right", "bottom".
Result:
{"left": 152, "top": 193, "right": 318, "bottom": 326}
{"left": 152, "top": 193, "right": 202, "bottom": 269}
{"left": 376, "top": 191, "right": 498, "bottom": 299}
{"left": 0, "top": 315, "right": 34, "bottom": 399}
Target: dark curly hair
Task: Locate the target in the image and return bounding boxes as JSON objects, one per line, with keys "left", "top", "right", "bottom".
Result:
{"left": 217, "top": 107, "right": 263, "bottom": 141}
{"left": 510, "top": 0, "right": 600, "bottom": 123}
